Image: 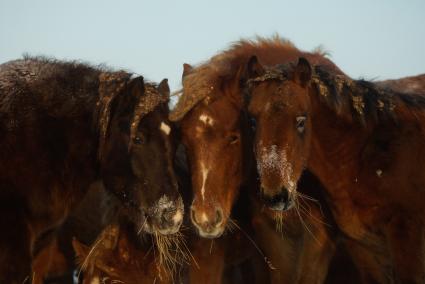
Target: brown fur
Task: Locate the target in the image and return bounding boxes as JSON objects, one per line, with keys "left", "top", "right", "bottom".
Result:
{"left": 247, "top": 56, "right": 425, "bottom": 283}
{"left": 171, "top": 36, "right": 342, "bottom": 237}
{"left": 251, "top": 171, "right": 359, "bottom": 284}
{"left": 32, "top": 143, "right": 260, "bottom": 284}
{"left": 171, "top": 36, "right": 356, "bottom": 282}
{"left": 0, "top": 57, "right": 181, "bottom": 282}
{"left": 72, "top": 224, "right": 172, "bottom": 284}
{"left": 377, "top": 74, "right": 425, "bottom": 95}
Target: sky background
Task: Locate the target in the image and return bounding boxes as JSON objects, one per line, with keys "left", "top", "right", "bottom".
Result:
{"left": 1, "top": 0, "right": 424, "bottom": 91}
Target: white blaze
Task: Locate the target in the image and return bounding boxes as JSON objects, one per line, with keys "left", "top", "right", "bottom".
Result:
{"left": 160, "top": 122, "right": 171, "bottom": 135}
{"left": 199, "top": 114, "right": 214, "bottom": 126}
{"left": 200, "top": 161, "right": 209, "bottom": 201}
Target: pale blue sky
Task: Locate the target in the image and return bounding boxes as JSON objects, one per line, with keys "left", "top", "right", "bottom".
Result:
{"left": 1, "top": 0, "right": 424, "bottom": 90}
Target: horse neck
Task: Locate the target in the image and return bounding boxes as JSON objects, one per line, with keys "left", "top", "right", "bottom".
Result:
{"left": 307, "top": 87, "right": 370, "bottom": 197}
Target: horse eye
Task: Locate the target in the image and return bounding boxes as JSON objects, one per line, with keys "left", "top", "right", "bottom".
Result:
{"left": 228, "top": 134, "right": 240, "bottom": 145}
{"left": 133, "top": 136, "right": 144, "bottom": 145}
{"left": 296, "top": 116, "right": 307, "bottom": 133}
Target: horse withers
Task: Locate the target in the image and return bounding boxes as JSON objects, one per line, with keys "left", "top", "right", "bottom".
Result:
{"left": 0, "top": 57, "right": 183, "bottom": 282}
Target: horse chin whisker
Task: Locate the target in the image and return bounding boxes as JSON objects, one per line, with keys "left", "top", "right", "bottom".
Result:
{"left": 296, "top": 194, "right": 330, "bottom": 228}
{"left": 273, "top": 213, "right": 285, "bottom": 234}
{"left": 209, "top": 239, "right": 215, "bottom": 255}
{"left": 152, "top": 229, "right": 196, "bottom": 281}
{"left": 77, "top": 233, "right": 105, "bottom": 279}
{"left": 137, "top": 215, "right": 148, "bottom": 235}
{"left": 297, "top": 192, "right": 319, "bottom": 204}
{"left": 225, "top": 218, "right": 237, "bottom": 234}
{"left": 293, "top": 199, "right": 323, "bottom": 244}
{"left": 228, "top": 219, "right": 277, "bottom": 271}
{"left": 174, "top": 224, "right": 190, "bottom": 233}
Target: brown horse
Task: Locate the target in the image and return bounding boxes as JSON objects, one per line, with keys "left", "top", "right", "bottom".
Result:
{"left": 170, "top": 36, "right": 342, "bottom": 238}
{"left": 33, "top": 173, "right": 261, "bottom": 284}
{"left": 32, "top": 179, "right": 189, "bottom": 284}
{"left": 72, "top": 223, "right": 174, "bottom": 284}
{"left": 170, "top": 37, "right": 357, "bottom": 283}
{"left": 377, "top": 74, "right": 425, "bottom": 95}
{"left": 246, "top": 56, "right": 425, "bottom": 283}
{"left": 0, "top": 57, "right": 183, "bottom": 283}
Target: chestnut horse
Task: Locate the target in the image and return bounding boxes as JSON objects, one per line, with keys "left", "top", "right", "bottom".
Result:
{"left": 170, "top": 37, "right": 356, "bottom": 282}
{"left": 170, "top": 37, "right": 342, "bottom": 237}
{"left": 0, "top": 57, "right": 183, "bottom": 283}
{"left": 246, "top": 57, "right": 425, "bottom": 283}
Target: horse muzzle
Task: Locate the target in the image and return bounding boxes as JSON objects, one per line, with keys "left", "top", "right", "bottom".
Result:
{"left": 261, "top": 186, "right": 296, "bottom": 211}
{"left": 190, "top": 204, "right": 225, "bottom": 238}
{"left": 144, "top": 196, "right": 184, "bottom": 235}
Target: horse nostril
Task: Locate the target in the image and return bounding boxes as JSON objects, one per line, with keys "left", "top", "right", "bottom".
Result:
{"left": 262, "top": 187, "right": 291, "bottom": 210}
{"left": 272, "top": 189, "right": 289, "bottom": 205}
{"left": 215, "top": 208, "right": 223, "bottom": 227}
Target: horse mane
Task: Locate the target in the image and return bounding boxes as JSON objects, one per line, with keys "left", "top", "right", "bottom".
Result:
{"left": 170, "top": 36, "right": 340, "bottom": 121}
{"left": 248, "top": 61, "right": 425, "bottom": 126}
{"left": 0, "top": 56, "right": 168, "bottom": 158}
{"left": 0, "top": 56, "right": 116, "bottom": 117}
{"left": 311, "top": 65, "right": 425, "bottom": 125}
{"left": 376, "top": 74, "right": 425, "bottom": 95}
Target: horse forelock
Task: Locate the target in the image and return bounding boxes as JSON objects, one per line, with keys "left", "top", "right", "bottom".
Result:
{"left": 96, "top": 71, "right": 131, "bottom": 161}
{"left": 169, "top": 64, "right": 218, "bottom": 121}
{"left": 170, "top": 36, "right": 301, "bottom": 122}
{"left": 248, "top": 63, "right": 425, "bottom": 126}
{"left": 129, "top": 83, "right": 169, "bottom": 150}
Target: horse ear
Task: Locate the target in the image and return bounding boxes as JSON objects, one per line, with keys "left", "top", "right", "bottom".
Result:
{"left": 72, "top": 238, "right": 90, "bottom": 265}
{"left": 294, "top": 57, "right": 312, "bottom": 86}
{"left": 158, "top": 78, "right": 170, "bottom": 97}
{"left": 182, "top": 63, "right": 193, "bottom": 79}
{"left": 246, "top": 56, "right": 265, "bottom": 79}
{"left": 130, "top": 76, "right": 145, "bottom": 93}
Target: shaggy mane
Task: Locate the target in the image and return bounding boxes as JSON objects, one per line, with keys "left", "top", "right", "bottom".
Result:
{"left": 257, "top": 62, "right": 425, "bottom": 126}
{"left": 170, "top": 36, "right": 340, "bottom": 121}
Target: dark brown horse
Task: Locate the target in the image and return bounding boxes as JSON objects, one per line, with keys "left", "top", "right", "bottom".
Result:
{"left": 0, "top": 57, "right": 183, "bottom": 283}
{"left": 170, "top": 37, "right": 357, "bottom": 283}
{"left": 33, "top": 165, "right": 262, "bottom": 284}
{"left": 377, "top": 74, "right": 425, "bottom": 95}
{"left": 246, "top": 56, "right": 425, "bottom": 283}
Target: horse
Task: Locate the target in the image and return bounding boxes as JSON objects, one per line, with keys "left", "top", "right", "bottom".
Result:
{"left": 169, "top": 36, "right": 342, "bottom": 237}
{"left": 31, "top": 180, "right": 120, "bottom": 283}
{"left": 33, "top": 151, "right": 262, "bottom": 284}
{"left": 72, "top": 222, "right": 174, "bottom": 284}
{"left": 32, "top": 179, "right": 187, "bottom": 284}
{"left": 0, "top": 57, "right": 183, "bottom": 283}
{"left": 170, "top": 37, "right": 356, "bottom": 282}
{"left": 245, "top": 56, "right": 425, "bottom": 283}
{"left": 377, "top": 74, "right": 425, "bottom": 95}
